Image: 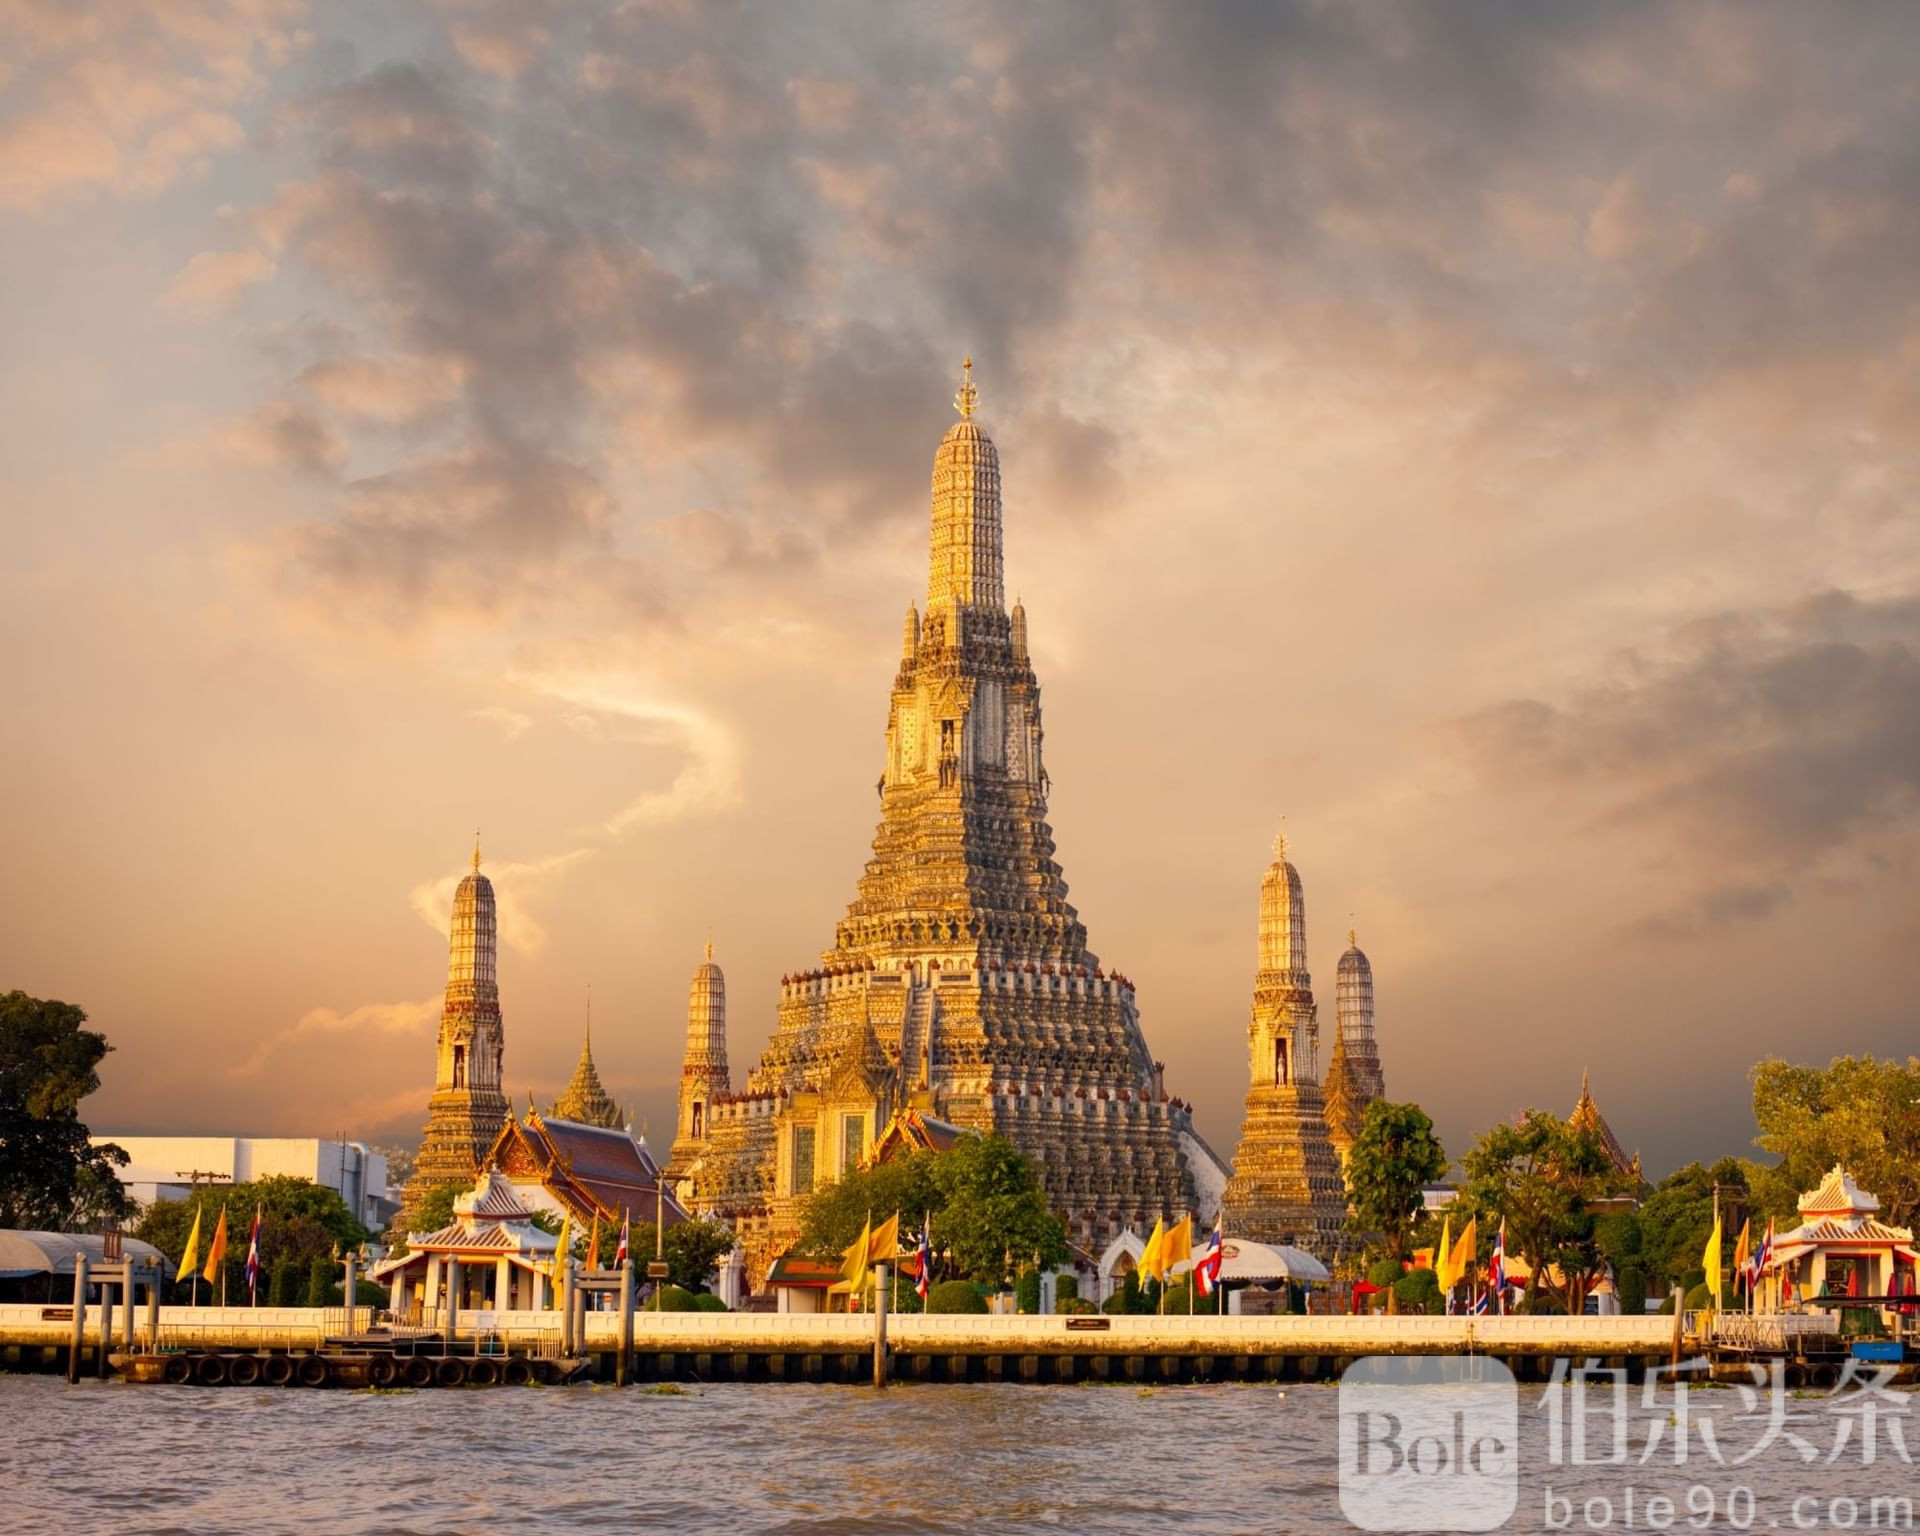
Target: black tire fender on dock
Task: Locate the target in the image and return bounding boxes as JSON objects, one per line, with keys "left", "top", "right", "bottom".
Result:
{"left": 195, "top": 1354, "right": 229, "bottom": 1386}
{"left": 467, "top": 1358, "right": 500, "bottom": 1387}
{"left": 435, "top": 1357, "right": 469, "bottom": 1387}
{"left": 503, "top": 1359, "right": 534, "bottom": 1386}
{"left": 163, "top": 1355, "right": 193, "bottom": 1385}
{"left": 227, "top": 1354, "right": 262, "bottom": 1387}
{"left": 263, "top": 1354, "right": 295, "bottom": 1386}
{"left": 367, "top": 1356, "right": 398, "bottom": 1387}
{"left": 402, "top": 1356, "right": 434, "bottom": 1388}
{"left": 295, "top": 1355, "right": 329, "bottom": 1387}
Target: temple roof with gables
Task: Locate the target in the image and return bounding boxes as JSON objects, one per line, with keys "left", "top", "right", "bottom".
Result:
{"left": 485, "top": 1108, "right": 689, "bottom": 1228}
{"left": 371, "top": 1165, "right": 557, "bottom": 1278}
{"left": 1768, "top": 1165, "right": 1918, "bottom": 1266}
{"left": 1570, "top": 1069, "right": 1644, "bottom": 1187}
{"left": 860, "top": 1106, "right": 969, "bottom": 1170}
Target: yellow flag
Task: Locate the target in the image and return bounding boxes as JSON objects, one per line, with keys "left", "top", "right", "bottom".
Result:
{"left": 1139, "top": 1218, "right": 1166, "bottom": 1281}
{"left": 549, "top": 1209, "right": 572, "bottom": 1291}
{"left": 1449, "top": 1218, "right": 1479, "bottom": 1292}
{"left": 1435, "top": 1213, "right": 1454, "bottom": 1288}
{"left": 841, "top": 1217, "right": 872, "bottom": 1290}
{"left": 202, "top": 1204, "right": 230, "bottom": 1285}
{"left": 178, "top": 1204, "right": 203, "bottom": 1278}
{"left": 1162, "top": 1215, "right": 1193, "bottom": 1277}
{"left": 867, "top": 1212, "right": 901, "bottom": 1264}
{"left": 1703, "top": 1215, "right": 1724, "bottom": 1310}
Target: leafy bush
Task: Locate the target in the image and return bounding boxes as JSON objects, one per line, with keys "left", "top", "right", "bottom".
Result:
{"left": 1101, "top": 1290, "right": 1129, "bottom": 1314}
{"left": 692, "top": 1292, "right": 728, "bottom": 1312}
{"left": 654, "top": 1285, "right": 702, "bottom": 1312}
{"left": 1683, "top": 1282, "right": 1713, "bottom": 1311}
{"left": 1055, "top": 1274, "right": 1079, "bottom": 1304}
{"left": 268, "top": 1259, "right": 299, "bottom": 1308}
{"left": 1057, "top": 1297, "right": 1096, "bottom": 1315}
{"left": 1015, "top": 1269, "right": 1042, "bottom": 1314}
{"left": 304, "top": 1255, "right": 333, "bottom": 1307}
{"left": 1393, "top": 1268, "right": 1442, "bottom": 1313}
{"left": 1616, "top": 1264, "right": 1648, "bottom": 1316}
{"left": 927, "top": 1279, "right": 988, "bottom": 1314}
{"left": 1366, "top": 1258, "right": 1404, "bottom": 1289}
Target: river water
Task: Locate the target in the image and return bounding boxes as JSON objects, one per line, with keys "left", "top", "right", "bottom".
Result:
{"left": 3, "top": 1374, "right": 1913, "bottom": 1535}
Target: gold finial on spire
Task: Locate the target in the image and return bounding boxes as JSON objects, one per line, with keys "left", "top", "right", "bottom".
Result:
{"left": 1349, "top": 918, "right": 1357, "bottom": 949}
{"left": 705, "top": 931, "right": 714, "bottom": 962}
{"left": 954, "top": 355, "right": 978, "bottom": 419}
{"left": 472, "top": 830, "right": 482, "bottom": 872}
{"left": 1272, "top": 818, "right": 1287, "bottom": 862}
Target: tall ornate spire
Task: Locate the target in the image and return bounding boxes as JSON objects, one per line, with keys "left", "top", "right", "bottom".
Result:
{"left": 551, "top": 988, "right": 621, "bottom": 1129}
{"left": 1325, "top": 922, "right": 1386, "bottom": 1162}
{"left": 668, "top": 940, "right": 731, "bottom": 1182}
{"left": 926, "top": 355, "right": 1003, "bottom": 619}
{"left": 397, "top": 838, "right": 510, "bottom": 1232}
{"left": 1222, "top": 829, "right": 1346, "bottom": 1249}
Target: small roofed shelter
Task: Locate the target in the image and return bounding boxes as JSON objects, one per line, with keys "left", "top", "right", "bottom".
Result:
{"left": 1208, "top": 1237, "right": 1331, "bottom": 1316}
{"left": 762, "top": 1251, "right": 843, "bottom": 1314}
{"left": 0, "top": 1232, "right": 171, "bottom": 1303}
{"left": 372, "top": 1167, "right": 558, "bottom": 1320}
{"left": 1761, "top": 1164, "right": 1918, "bottom": 1319}
{"left": 486, "top": 1107, "right": 690, "bottom": 1230}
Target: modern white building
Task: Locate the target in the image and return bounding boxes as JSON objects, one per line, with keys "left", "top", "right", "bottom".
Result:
{"left": 93, "top": 1135, "right": 394, "bottom": 1230}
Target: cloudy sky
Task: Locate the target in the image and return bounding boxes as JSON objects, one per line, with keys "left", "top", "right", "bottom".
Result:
{"left": 3, "top": 1, "right": 1915, "bottom": 1180}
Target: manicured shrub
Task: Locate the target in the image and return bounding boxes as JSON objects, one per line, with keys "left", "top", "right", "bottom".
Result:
{"left": 927, "top": 1279, "right": 988, "bottom": 1314}
{"left": 654, "top": 1285, "right": 702, "bottom": 1312}
{"left": 1616, "top": 1265, "right": 1648, "bottom": 1316}
{"left": 268, "top": 1259, "right": 299, "bottom": 1308}
{"left": 1393, "top": 1268, "right": 1442, "bottom": 1313}
{"left": 1055, "top": 1275, "right": 1079, "bottom": 1304}
{"left": 1015, "top": 1269, "right": 1042, "bottom": 1314}
{"left": 692, "top": 1292, "right": 728, "bottom": 1312}
{"left": 304, "top": 1256, "right": 334, "bottom": 1307}
{"left": 1057, "top": 1296, "right": 1096, "bottom": 1315}
{"left": 1101, "top": 1290, "right": 1129, "bottom": 1314}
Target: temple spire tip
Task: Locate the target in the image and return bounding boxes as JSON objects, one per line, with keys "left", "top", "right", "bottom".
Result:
{"left": 953, "top": 355, "right": 978, "bottom": 419}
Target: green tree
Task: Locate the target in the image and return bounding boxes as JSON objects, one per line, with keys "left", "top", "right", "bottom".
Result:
{"left": 305, "top": 1255, "right": 334, "bottom": 1306}
{"left": 1345, "top": 1101, "right": 1449, "bottom": 1263}
{"left": 797, "top": 1150, "right": 945, "bottom": 1258}
{"left": 796, "top": 1135, "right": 1066, "bottom": 1290}
{"left": 928, "top": 1135, "right": 1068, "bottom": 1286}
{"left": 134, "top": 1174, "right": 369, "bottom": 1297}
{"left": 1635, "top": 1159, "right": 1748, "bottom": 1296}
{"left": 1751, "top": 1056, "right": 1920, "bottom": 1230}
{"left": 0, "top": 991, "right": 136, "bottom": 1231}
{"left": 1394, "top": 1267, "right": 1443, "bottom": 1313}
{"left": 1461, "top": 1109, "right": 1626, "bottom": 1314}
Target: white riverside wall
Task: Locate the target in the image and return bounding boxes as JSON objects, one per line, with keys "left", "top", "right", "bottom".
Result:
{"left": 0, "top": 1303, "right": 1673, "bottom": 1357}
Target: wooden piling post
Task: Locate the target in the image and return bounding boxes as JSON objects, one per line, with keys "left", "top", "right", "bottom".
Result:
{"left": 617, "top": 1259, "right": 635, "bottom": 1386}
{"left": 120, "top": 1264, "right": 135, "bottom": 1353}
{"left": 445, "top": 1257, "right": 462, "bottom": 1355}
{"left": 98, "top": 1280, "right": 114, "bottom": 1379}
{"left": 559, "top": 1262, "right": 574, "bottom": 1356}
{"left": 67, "top": 1254, "right": 87, "bottom": 1385}
{"left": 343, "top": 1252, "right": 358, "bottom": 1336}
{"left": 872, "top": 1262, "right": 889, "bottom": 1390}
{"left": 1669, "top": 1285, "right": 1685, "bottom": 1367}
{"left": 145, "top": 1259, "right": 160, "bottom": 1351}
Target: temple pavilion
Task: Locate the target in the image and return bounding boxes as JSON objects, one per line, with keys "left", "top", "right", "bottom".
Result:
{"left": 373, "top": 1167, "right": 558, "bottom": 1318}
{"left": 1763, "top": 1164, "right": 1917, "bottom": 1314}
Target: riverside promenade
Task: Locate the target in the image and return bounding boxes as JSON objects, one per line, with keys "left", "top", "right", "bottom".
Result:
{"left": 2, "top": 1301, "right": 1678, "bottom": 1385}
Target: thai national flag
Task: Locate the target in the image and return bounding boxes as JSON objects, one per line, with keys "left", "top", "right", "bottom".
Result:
{"left": 615, "top": 1210, "right": 630, "bottom": 1268}
{"left": 913, "top": 1223, "right": 932, "bottom": 1301}
{"left": 1471, "top": 1289, "right": 1492, "bottom": 1315}
{"left": 1193, "top": 1223, "right": 1224, "bottom": 1297}
{"left": 1750, "top": 1218, "right": 1773, "bottom": 1285}
{"left": 244, "top": 1206, "right": 262, "bottom": 1303}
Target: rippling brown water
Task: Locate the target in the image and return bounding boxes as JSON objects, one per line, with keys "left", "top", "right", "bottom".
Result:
{"left": 3, "top": 1375, "right": 1911, "bottom": 1535}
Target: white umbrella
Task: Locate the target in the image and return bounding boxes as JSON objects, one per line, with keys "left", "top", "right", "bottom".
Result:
{"left": 1216, "top": 1238, "right": 1331, "bottom": 1284}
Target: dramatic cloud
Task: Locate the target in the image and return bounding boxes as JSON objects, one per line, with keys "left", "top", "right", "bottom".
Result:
{"left": 1449, "top": 589, "right": 1920, "bottom": 934}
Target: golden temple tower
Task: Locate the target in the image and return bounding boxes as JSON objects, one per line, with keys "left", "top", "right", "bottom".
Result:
{"left": 686, "top": 362, "right": 1225, "bottom": 1277}
{"left": 398, "top": 837, "right": 510, "bottom": 1228}
{"left": 1322, "top": 925, "right": 1387, "bottom": 1164}
{"left": 1220, "top": 832, "right": 1347, "bottom": 1250}
{"left": 667, "top": 941, "right": 730, "bottom": 1190}
{"left": 549, "top": 993, "right": 623, "bottom": 1129}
